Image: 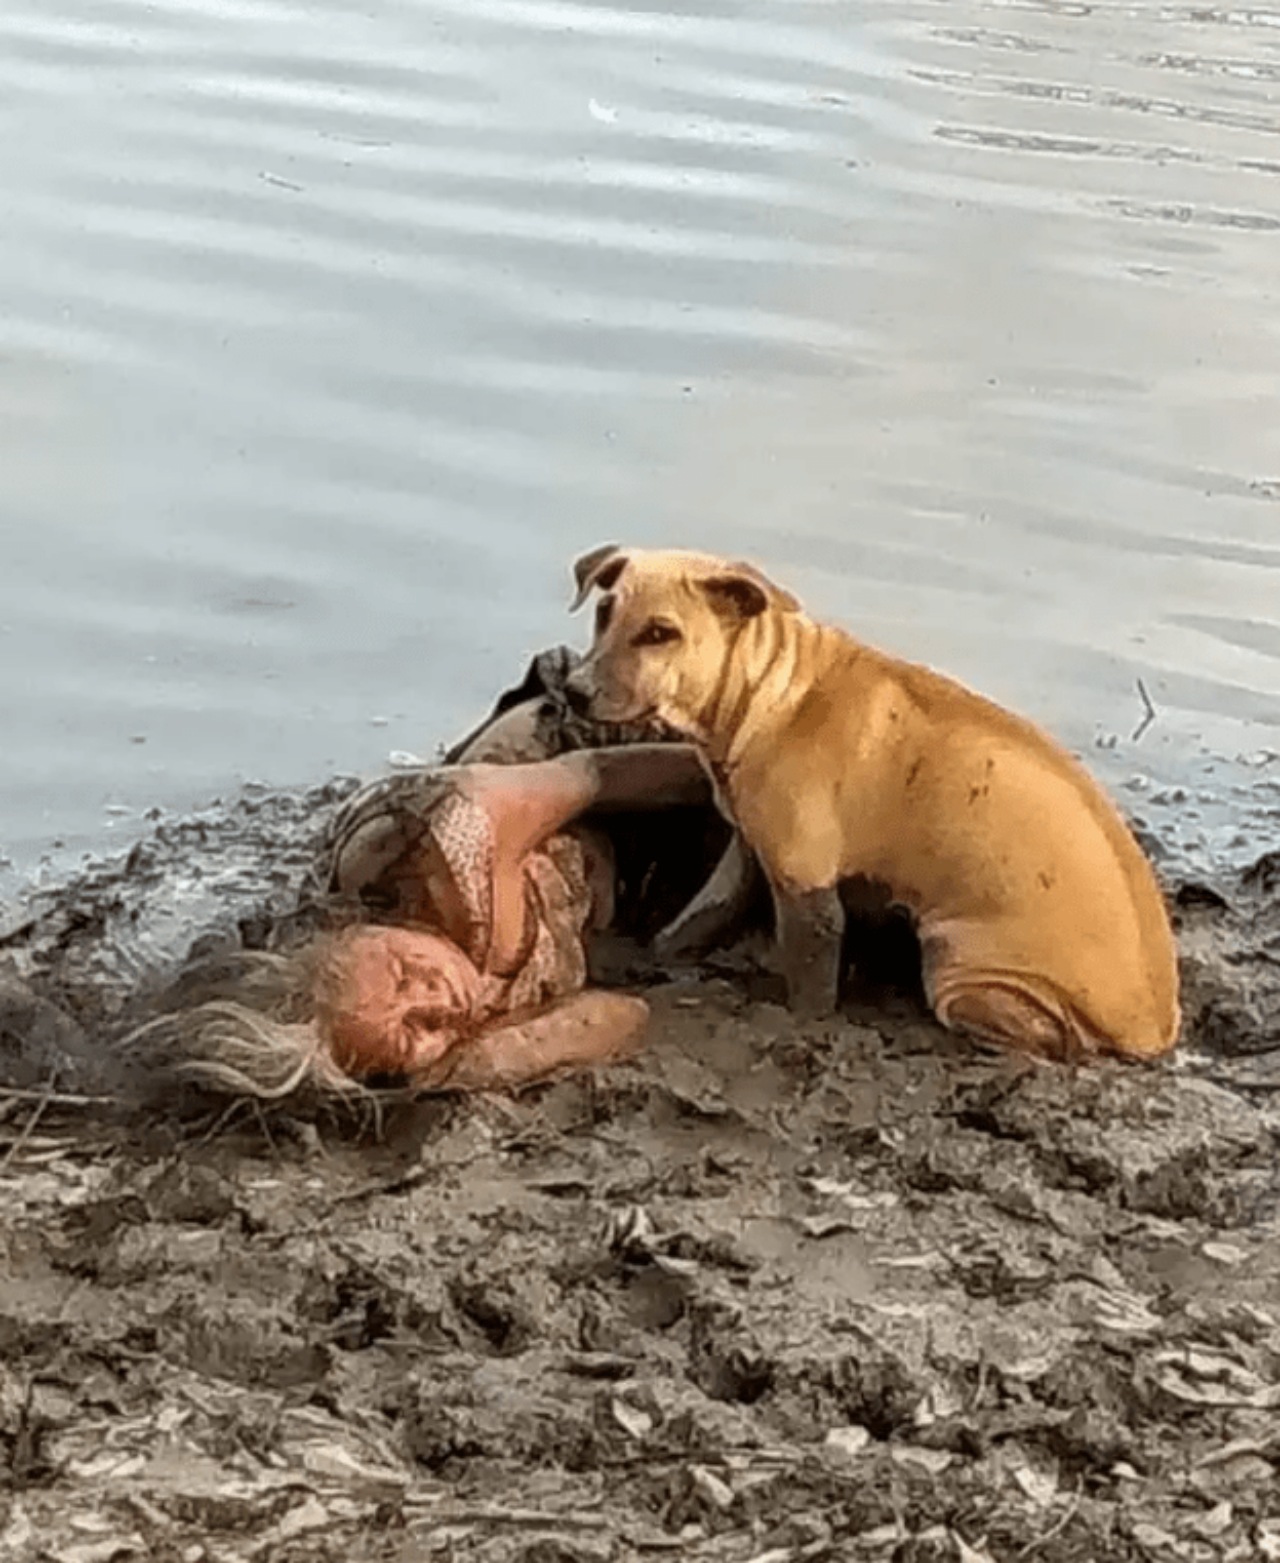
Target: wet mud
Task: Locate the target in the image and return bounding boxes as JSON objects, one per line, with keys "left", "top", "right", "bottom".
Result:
{"left": 1, "top": 780, "right": 1278, "bottom": 1562}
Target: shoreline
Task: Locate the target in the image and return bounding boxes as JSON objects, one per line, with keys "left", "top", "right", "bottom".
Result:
{"left": 5, "top": 730, "right": 1277, "bottom": 915}
{"left": 0, "top": 768, "right": 1276, "bottom": 1099}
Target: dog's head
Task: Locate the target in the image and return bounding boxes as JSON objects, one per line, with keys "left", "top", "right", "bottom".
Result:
{"left": 562, "top": 545, "right": 800, "bottom": 734}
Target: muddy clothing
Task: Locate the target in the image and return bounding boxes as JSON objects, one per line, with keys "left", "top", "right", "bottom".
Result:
{"left": 325, "top": 770, "right": 596, "bottom": 1030}
{"left": 464, "top": 647, "right": 732, "bottom": 941}
{"left": 332, "top": 647, "right": 730, "bottom": 959}
{"left": 443, "top": 645, "right": 681, "bottom": 765}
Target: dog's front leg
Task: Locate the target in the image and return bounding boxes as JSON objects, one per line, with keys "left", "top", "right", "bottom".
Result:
{"left": 772, "top": 883, "right": 844, "bottom": 1018}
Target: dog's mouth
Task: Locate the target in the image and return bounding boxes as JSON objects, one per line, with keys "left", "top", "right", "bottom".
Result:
{"left": 576, "top": 693, "right": 659, "bottom": 727}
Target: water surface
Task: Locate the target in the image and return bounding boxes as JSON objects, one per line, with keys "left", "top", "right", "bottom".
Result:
{"left": 2, "top": 0, "right": 1278, "bottom": 895}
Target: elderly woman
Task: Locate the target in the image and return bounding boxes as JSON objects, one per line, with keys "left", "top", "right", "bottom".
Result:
{"left": 315, "top": 742, "right": 715, "bottom": 1090}
{"left": 122, "top": 652, "right": 736, "bottom": 1102}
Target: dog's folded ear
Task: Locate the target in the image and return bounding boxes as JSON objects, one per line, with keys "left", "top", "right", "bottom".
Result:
{"left": 702, "top": 563, "right": 800, "bottom": 619}
{"left": 570, "top": 544, "right": 629, "bottom": 611}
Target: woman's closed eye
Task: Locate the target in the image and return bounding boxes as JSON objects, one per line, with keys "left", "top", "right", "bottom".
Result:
{"left": 401, "top": 969, "right": 447, "bottom": 1007}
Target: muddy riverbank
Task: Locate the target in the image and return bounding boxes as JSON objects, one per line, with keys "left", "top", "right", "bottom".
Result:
{"left": 1, "top": 768, "right": 1278, "bottom": 1562}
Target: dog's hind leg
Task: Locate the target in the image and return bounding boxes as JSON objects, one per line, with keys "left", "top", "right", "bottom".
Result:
{"left": 652, "top": 832, "right": 759, "bottom": 959}
{"left": 926, "top": 966, "right": 1104, "bottom": 1063}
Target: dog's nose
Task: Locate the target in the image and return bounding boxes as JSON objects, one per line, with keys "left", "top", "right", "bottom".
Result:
{"left": 563, "top": 679, "right": 592, "bottom": 716}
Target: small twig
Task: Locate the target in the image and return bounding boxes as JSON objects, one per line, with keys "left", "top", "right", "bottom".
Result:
{"left": 120, "top": 1492, "right": 174, "bottom": 1533}
{"left": 0, "top": 1086, "right": 113, "bottom": 1107}
{"left": 325, "top": 1167, "right": 435, "bottom": 1210}
{"left": 741, "top": 1545, "right": 831, "bottom": 1563}
{"left": 1017, "top": 1480, "right": 1083, "bottom": 1557}
{"left": 407, "top": 1503, "right": 608, "bottom": 1530}
{"left": 972, "top": 1350, "right": 990, "bottom": 1412}
{"left": 1131, "top": 677, "right": 1157, "bottom": 743}
{"left": 7, "top": 1379, "right": 40, "bottom": 1484}
{"left": 192, "top": 1095, "right": 253, "bottom": 1148}
{"left": 0, "top": 1082, "right": 54, "bottom": 1173}
{"left": 1192, "top": 1069, "right": 1280, "bottom": 1093}
{"left": 250, "top": 1097, "right": 280, "bottom": 1157}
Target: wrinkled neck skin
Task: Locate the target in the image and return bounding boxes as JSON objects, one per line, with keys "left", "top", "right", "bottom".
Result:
{"left": 684, "top": 611, "right": 847, "bottom": 771}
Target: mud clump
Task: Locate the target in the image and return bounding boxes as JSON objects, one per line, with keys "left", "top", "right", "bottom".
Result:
{"left": 0, "top": 782, "right": 1278, "bottom": 1561}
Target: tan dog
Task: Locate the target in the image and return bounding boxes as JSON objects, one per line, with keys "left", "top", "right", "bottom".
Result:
{"left": 563, "top": 545, "right": 1180, "bottom": 1062}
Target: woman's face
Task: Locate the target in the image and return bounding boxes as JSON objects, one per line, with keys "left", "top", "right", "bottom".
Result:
{"left": 316, "top": 926, "right": 481, "bottom": 1079}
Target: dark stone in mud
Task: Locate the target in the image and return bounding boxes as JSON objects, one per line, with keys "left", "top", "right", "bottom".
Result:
{"left": 687, "top": 1301, "right": 774, "bottom": 1404}
{"left": 822, "top": 1343, "right": 923, "bottom": 1438}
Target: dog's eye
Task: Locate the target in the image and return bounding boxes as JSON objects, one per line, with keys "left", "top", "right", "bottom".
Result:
{"left": 595, "top": 598, "right": 614, "bottom": 636}
{"left": 632, "top": 619, "right": 681, "bottom": 648}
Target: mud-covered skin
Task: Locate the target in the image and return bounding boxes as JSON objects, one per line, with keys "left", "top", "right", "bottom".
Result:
{"left": 313, "top": 926, "right": 649, "bottom": 1088}
{"left": 328, "top": 743, "right": 717, "bottom": 938}
{"left": 318, "top": 804, "right": 604, "bottom": 1090}
{"left": 325, "top": 773, "right": 599, "bottom": 1030}
{"left": 443, "top": 646, "right": 742, "bottom": 949}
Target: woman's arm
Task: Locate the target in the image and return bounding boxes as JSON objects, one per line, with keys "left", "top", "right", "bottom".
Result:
{"left": 465, "top": 743, "right": 711, "bottom": 866}
{"left": 423, "top": 991, "right": 649, "bottom": 1090}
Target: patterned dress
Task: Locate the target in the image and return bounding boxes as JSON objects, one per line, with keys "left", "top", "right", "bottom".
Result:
{"left": 323, "top": 771, "right": 593, "bottom": 1033}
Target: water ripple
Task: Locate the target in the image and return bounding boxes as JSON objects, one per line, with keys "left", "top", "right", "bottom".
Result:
{"left": 1, "top": 0, "right": 1279, "bottom": 885}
